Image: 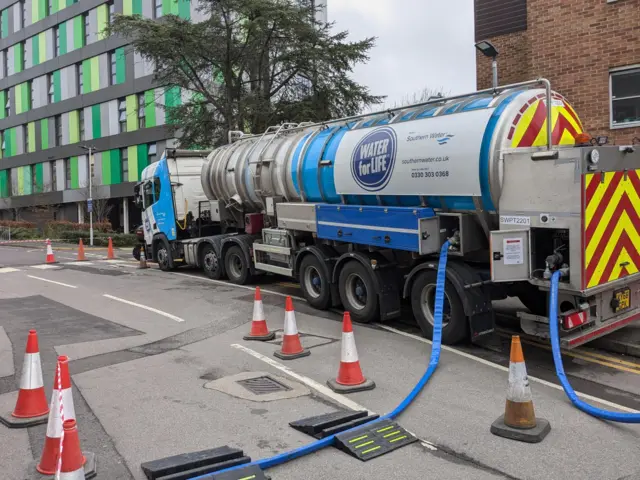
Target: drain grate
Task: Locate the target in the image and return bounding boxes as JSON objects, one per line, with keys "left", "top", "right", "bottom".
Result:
{"left": 236, "top": 376, "right": 292, "bottom": 395}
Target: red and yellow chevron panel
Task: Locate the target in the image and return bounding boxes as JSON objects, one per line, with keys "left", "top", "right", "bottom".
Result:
{"left": 508, "top": 93, "right": 584, "bottom": 148}
{"left": 584, "top": 169, "right": 640, "bottom": 289}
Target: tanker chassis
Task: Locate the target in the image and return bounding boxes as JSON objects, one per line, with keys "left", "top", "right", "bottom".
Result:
{"left": 134, "top": 79, "right": 640, "bottom": 348}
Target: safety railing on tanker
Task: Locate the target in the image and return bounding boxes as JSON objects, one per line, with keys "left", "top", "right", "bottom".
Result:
{"left": 232, "top": 78, "right": 556, "bottom": 154}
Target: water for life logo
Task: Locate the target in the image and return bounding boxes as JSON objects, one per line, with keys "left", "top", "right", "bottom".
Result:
{"left": 351, "top": 127, "right": 398, "bottom": 191}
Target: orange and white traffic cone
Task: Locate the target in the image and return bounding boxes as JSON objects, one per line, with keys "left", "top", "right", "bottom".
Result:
{"left": 274, "top": 297, "right": 310, "bottom": 360}
{"left": 37, "top": 356, "right": 83, "bottom": 475}
{"left": 490, "top": 336, "right": 551, "bottom": 443}
{"left": 45, "top": 239, "right": 57, "bottom": 264}
{"left": 57, "top": 419, "right": 88, "bottom": 480}
{"left": 76, "top": 239, "right": 87, "bottom": 261}
{"left": 327, "top": 312, "right": 375, "bottom": 393}
{"left": 244, "top": 287, "right": 275, "bottom": 341}
{"left": 106, "top": 237, "right": 115, "bottom": 259}
{"left": 0, "top": 330, "right": 49, "bottom": 428}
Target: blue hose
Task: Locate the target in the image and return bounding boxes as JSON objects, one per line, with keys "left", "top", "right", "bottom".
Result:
{"left": 548, "top": 270, "right": 640, "bottom": 423}
{"left": 189, "top": 241, "right": 450, "bottom": 478}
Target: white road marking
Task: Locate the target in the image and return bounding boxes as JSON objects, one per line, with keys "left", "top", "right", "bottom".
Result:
{"left": 0, "top": 267, "right": 20, "bottom": 273}
{"left": 27, "top": 275, "right": 77, "bottom": 289}
{"left": 103, "top": 294, "right": 185, "bottom": 322}
{"left": 99, "top": 259, "right": 125, "bottom": 263}
{"left": 31, "top": 264, "right": 60, "bottom": 270}
{"left": 171, "top": 272, "right": 638, "bottom": 414}
{"left": 378, "top": 325, "right": 640, "bottom": 414}
{"left": 232, "top": 343, "right": 371, "bottom": 412}
{"left": 65, "top": 261, "right": 95, "bottom": 266}
{"left": 233, "top": 343, "right": 439, "bottom": 451}
{"left": 173, "top": 272, "right": 306, "bottom": 302}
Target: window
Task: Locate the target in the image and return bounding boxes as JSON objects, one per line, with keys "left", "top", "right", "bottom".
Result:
{"left": 154, "top": 0, "right": 163, "bottom": 18}
{"left": 65, "top": 158, "right": 71, "bottom": 189}
{"left": 109, "top": 51, "right": 117, "bottom": 85}
{"left": 22, "top": 41, "right": 27, "bottom": 70}
{"left": 108, "top": 1, "right": 115, "bottom": 23}
{"left": 154, "top": 176, "right": 161, "bottom": 201}
{"left": 148, "top": 143, "right": 157, "bottom": 163}
{"left": 31, "top": 164, "right": 37, "bottom": 192}
{"left": 51, "top": 161, "right": 57, "bottom": 190}
{"left": 47, "top": 0, "right": 52, "bottom": 16}
{"left": 23, "top": 125, "right": 29, "bottom": 152}
{"left": 4, "top": 92, "right": 9, "bottom": 117}
{"left": 54, "top": 115, "right": 62, "bottom": 146}
{"left": 611, "top": 68, "right": 640, "bottom": 128}
{"left": 138, "top": 93, "right": 146, "bottom": 128}
{"left": 0, "top": 131, "right": 5, "bottom": 157}
{"left": 47, "top": 73, "right": 54, "bottom": 103}
{"left": 76, "top": 63, "right": 83, "bottom": 94}
{"left": 27, "top": 80, "right": 33, "bottom": 110}
{"left": 143, "top": 180, "right": 154, "bottom": 208}
{"left": 121, "top": 147, "right": 129, "bottom": 182}
{"left": 84, "top": 13, "right": 90, "bottom": 45}
{"left": 2, "top": 51, "right": 7, "bottom": 77}
{"left": 118, "top": 98, "right": 127, "bottom": 133}
{"left": 54, "top": 27, "right": 60, "bottom": 56}
{"left": 79, "top": 109, "right": 85, "bottom": 141}
{"left": 21, "top": 1, "right": 27, "bottom": 29}
{"left": 6, "top": 169, "right": 12, "bottom": 197}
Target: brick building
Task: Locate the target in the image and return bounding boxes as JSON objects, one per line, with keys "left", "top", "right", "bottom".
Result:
{"left": 474, "top": 0, "right": 640, "bottom": 145}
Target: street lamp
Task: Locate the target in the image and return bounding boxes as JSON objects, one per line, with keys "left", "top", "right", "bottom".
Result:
{"left": 80, "top": 145, "right": 96, "bottom": 246}
{"left": 475, "top": 40, "right": 499, "bottom": 89}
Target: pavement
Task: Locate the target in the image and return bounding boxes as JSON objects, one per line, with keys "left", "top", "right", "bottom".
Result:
{"left": 0, "top": 244, "right": 639, "bottom": 480}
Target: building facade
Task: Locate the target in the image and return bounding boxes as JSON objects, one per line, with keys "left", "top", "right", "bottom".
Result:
{"left": 475, "top": 0, "right": 640, "bottom": 145}
{"left": 0, "top": 0, "right": 207, "bottom": 231}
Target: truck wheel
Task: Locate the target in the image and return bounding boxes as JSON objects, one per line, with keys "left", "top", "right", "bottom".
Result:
{"left": 201, "top": 244, "right": 223, "bottom": 280}
{"left": 411, "top": 270, "right": 467, "bottom": 345}
{"left": 299, "top": 254, "right": 331, "bottom": 310}
{"left": 156, "top": 242, "right": 174, "bottom": 271}
{"left": 132, "top": 245, "right": 141, "bottom": 261}
{"left": 338, "top": 261, "right": 379, "bottom": 323}
{"left": 516, "top": 287, "right": 547, "bottom": 316}
{"left": 225, "top": 245, "right": 252, "bottom": 285}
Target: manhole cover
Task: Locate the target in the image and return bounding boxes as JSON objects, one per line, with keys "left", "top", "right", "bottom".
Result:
{"left": 237, "top": 376, "right": 292, "bottom": 395}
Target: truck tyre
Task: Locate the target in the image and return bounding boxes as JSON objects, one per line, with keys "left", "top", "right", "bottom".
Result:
{"left": 132, "top": 245, "right": 141, "bottom": 261}
{"left": 516, "top": 287, "right": 548, "bottom": 316}
{"left": 201, "top": 244, "right": 223, "bottom": 280}
{"left": 338, "top": 261, "right": 379, "bottom": 323}
{"left": 299, "top": 254, "right": 331, "bottom": 310}
{"left": 224, "top": 245, "right": 252, "bottom": 285}
{"left": 156, "top": 241, "right": 174, "bottom": 271}
{"left": 411, "top": 270, "right": 467, "bottom": 345}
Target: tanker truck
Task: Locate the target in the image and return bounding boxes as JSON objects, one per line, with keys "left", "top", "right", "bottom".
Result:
{"left": 133, "top": 78, "right": 640, "bottom": 347}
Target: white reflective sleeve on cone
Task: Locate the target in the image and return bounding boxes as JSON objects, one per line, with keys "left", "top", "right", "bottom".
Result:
{"left": 341, "top": 332, "right": 359, "bottom": 363}
{"left": 507, "top": 362, "right": 532, "bottom": 403}
{"left": 20, "top": 353, "right": 44, "bottom": 389}
{"left": 45, "top": 389, "right": 76, "bottom": 438}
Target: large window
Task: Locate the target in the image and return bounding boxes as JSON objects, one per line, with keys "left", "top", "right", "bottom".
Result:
{"left": 27, "top": 80, "right": 33, "bottom": 110}
{"left": 84, "top": 13, "right": 90, "bottom": 45}
{"left": 109, "top": 51, "right": 117, "bottom": 85}
{"left": 121, "top": 147, "right": 129, "bottom": 182}
{"left": 118, "top": 98, "right": 127, "bottom": 133}
{"left": 611, "top": 67, "right": 640, "bottom": 128}
{"left": 138, "top": 93, "right": 146, "bottom": 128}
{"left": 54, "top": 115, "right": 62, "bottom": 146}
{"left": 154, "top": 0, "right": 163, "bottom": 18}
{"left": 47, "top": 73, "right": 54, "bottom": 103}
{"left": 77, "top": 63, "right": 83, "bottom": 94}
{"left": 54, "top": 26, "right": 60, "bottom": 57}
{"left": 79, "top": 109, "right": 85, "bottom": 141}
{"left": 148, "top": 143, "right": 157, "bottom": 163}
{"left": 4, "top": 92, "right": 9, "bottom": 117}
{"left": 2, "top": 51, "right": 7, "bottom": 77}
{"left": 51, "top": 161, "right": 57, "bottom": 190}
{"left": 31, "top": 164, "right": 38, "bottom": 192}
{"left": 0, "top": 131, "right": 5, "bottom": 157}
{"left": 22, "top": 41, "right": 28, "bottom": 70}
{"left": 65, "top": 158, "right": 71, "bottom": 189}
{"left": 23, "top": 124, "right": 29, "bottom": 152}
{"left": 143, "top": 180, "right": 154, "bottom": 208}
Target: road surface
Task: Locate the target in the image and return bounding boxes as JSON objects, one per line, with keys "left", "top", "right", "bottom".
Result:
{"left": 0, "top": 243, "right": 638, "bottom": 480}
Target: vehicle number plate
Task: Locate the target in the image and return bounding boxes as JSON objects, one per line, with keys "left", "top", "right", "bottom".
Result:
{"left": 612, "top": 287, "right": 631, "bottom": 313}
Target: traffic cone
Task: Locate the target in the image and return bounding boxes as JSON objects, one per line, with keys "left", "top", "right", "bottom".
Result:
{"left": 0, "top": 330, "right": 49, "bottom": 428}
{"left": 138, "top": 246, "right": 149, "bottom": 269}
{"left": 490, "top": 336, "right": 551, "bottom": 443}
{"left": 45, "top": 239, "right": 57, "bottom": 264}
{"left": 274, "top": 297, "right": 310, "bottom": 360}
{"left": 244, "top": 287, "right": 275, "bottom": 341}
{"left": 37, "top": 356, "right": 83, "bottom": 475}
{"left": 76, "top": 239, "right": 87, "bottom": 261}
{"left": 327, "top": 312, "right": 375, "bottom": 393}
{"left": 58, "top": 420, "right": 87, "bottom": 480}
{"left": 106, "top": 237, "right": 115, "bottom": 259}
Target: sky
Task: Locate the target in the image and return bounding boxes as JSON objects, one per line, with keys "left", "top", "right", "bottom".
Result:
{"left": 328, "top": 0, "right": 477, "bottom": 109}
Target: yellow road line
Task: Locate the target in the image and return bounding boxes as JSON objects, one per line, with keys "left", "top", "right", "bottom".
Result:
{"left": 497, "top": 331, "right": 640, "bottom": 374}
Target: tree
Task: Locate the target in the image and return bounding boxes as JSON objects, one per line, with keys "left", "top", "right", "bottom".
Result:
{"left": 109, "top": 0, "right": 383, "bottom": 148}
{"left": 78, "top": 183, "right": 114, "bottom": 224}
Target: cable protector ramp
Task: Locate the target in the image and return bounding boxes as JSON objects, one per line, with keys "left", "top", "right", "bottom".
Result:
{"left": 549, "top": 270, "right": 640, "bottom": 423}
{"left": 185, "top": 240, "right": 450, "bottom": 479}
